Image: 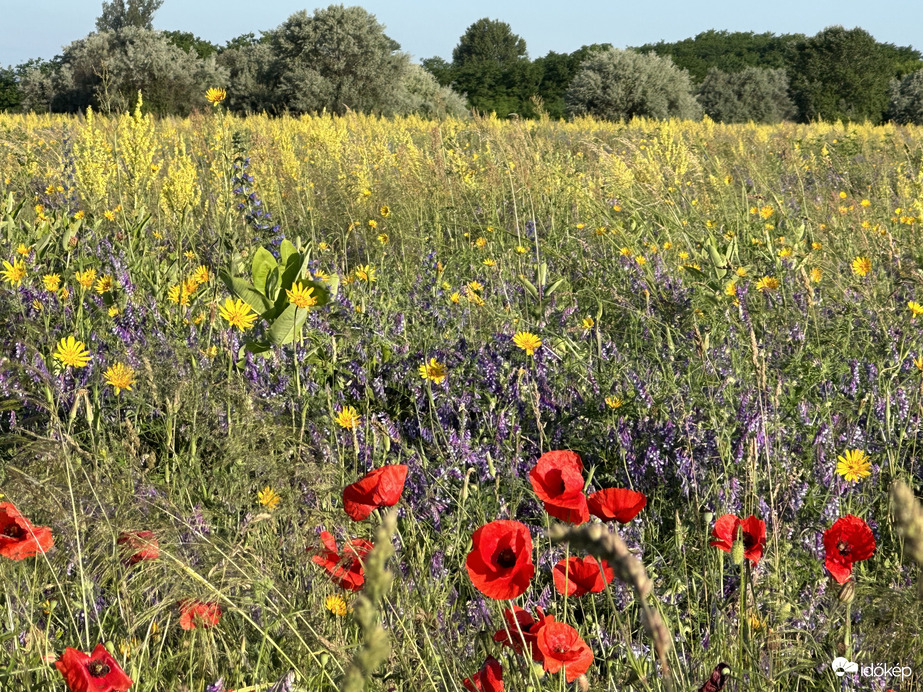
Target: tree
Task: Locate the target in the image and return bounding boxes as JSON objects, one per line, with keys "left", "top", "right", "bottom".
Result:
{"left": 788, "top": 27, "right": 894, "bottom": 124}
{"left": 566, "top": 48, "right": 701, "bottom": 121}
{"left": 392, "top": 64, "right": 468, "bottom": 118}
{"left": 533, "top": 44, "right": 611, "bottom": 119}
{"left": 268, "top": 5, "right": 408, "bottom": 115}
{"left": 96, "top": 0, "right": 164, "bottom": 32}
{"left": 163, "top": 31, "right": 219, "bottom": 60}
{"left": 0, "top": 67, "right": 22, "bottom": 112}
{"left": 889, "top": 69, "right": 923, "bottom": 125}
{"left": 217, "top": 40, "right": 276, "bottom": 113}
{"left": 697, "top": 66, "right": 795, "bottom": 123}
{"left": 452, "top": 18, "right": 527, "bottom": 68}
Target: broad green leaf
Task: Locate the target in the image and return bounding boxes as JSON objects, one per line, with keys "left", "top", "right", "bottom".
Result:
{"left": 266, "top": 303, "right": 311, "bottom": 345}
{"left": 279, "top": 239, "right": 297, "bottom": 266}
{"left": 218, "top": 269, "right": 273, "bottom": 315}
{"left": 251, "top": 247, "right": 277, "bottom": 295}
{"left": 520, "top": 276, "right": 539, "bottom": 300}
{"left": 545, "top": 277, "right": 566, "bottom": 298}
{"left": 265, "top": 266, "right": 281, "bottom": 301}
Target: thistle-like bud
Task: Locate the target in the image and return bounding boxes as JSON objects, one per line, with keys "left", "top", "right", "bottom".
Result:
{"left": 576, "top": 674, "right": 590, "bottom": 692}
{"left": 731, "top": 536, "right": 745, "bottom": 566}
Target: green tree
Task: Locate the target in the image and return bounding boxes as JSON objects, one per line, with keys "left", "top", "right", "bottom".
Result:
{"left": 217, "top": 40, "right": 276, "bottom": 113}
{"left": 96, "top": 0, "right": 164, "bottom": 32}
{"left": 788, "top": 26, "right": 895, "bottom": 123}
{"left": 566, "top": 48, "right": 701, "bottom": 121}
{"left": 420, "top": 56, "right": 453, "bottom": 87}
{"left": 0, "top": 67, "right": 22, "bottom": 112}
{"left": 698, "top": 66, "right": 795, "bottom": 123}
{"left": 268, "top": 5, "right": 408, "bottom": 115}
{"left": 163, "top": 30, "right": 219, "bottom": 60}
{"left": 889, "top": 69, "right": 923, "bottom": 124}
{"left": 452, "top": 18, "right": 527, "bottom": 68}
{"left": 392, "top": 64, "right": 468, "bottom": 118}
{"left": 532, "top": 44, "right": 611, "bottom": 118}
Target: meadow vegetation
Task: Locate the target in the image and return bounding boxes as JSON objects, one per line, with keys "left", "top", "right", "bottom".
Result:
{"left": 1, "top": 105, "right": 923, "bottom": 690}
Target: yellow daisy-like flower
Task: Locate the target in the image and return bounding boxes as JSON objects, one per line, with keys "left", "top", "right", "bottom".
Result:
{"left": 317, "top": 242, "right": 330, "bottom": 251}
{"left": 909, "top": 301, "right": 923, "bottom": 319}
{"left": 759, "top": 205, "right": 774, "bottom": 219}
{"left": 108, "top": 306, "right": 120, "bottom": 317}
{"left": 515, "top": 246, "right": 527, "bottom": 254}
{"left": 286, "top": 281, "right": 318, "bottom": 309}
{"left": 755, "top": 276, "right": 780, "bottom": 293}
{"left": 582, "top": 316, "right": 594, "bottom": 329}
{"left": 205, "top": 87, "right": 226, "bottom": 105}
{"left": 810, "top": 267, "right": 823, "bottom": 283}
{"left": 449, "top": 291, "right": 461, "bottom": 304}
{"left": 53, "top": 336, "right": 91, "bottom": 368}
{"left": 75, "top": 268, "right": 96, "bottom": 289}
{"left": 725, "top": 280, "right": 737, "bottom": 297}
{"left": 43, "top": 273, "right": 61, "bottom": 292}
{"left": 779, "top": 247, "right": 793, "bottom": 258}
{"left": 354, "top": 265, "right": 376, "bottom": 283}
{"left": 419, "top": 357, "right": 448, "bottom": 384}
{"left": 16, "top": 244, "right": 30, "bottom": 256}
{"left": 914, "top": 356, "right": 923, "bottom": 372}
{"left": 104, "top": 362, "right": 136, "bottom": 395}
{"left": 735, "top": 267, "right": 747, "bottom": 277}
{"left": 2, "top": 258, "right": 26, "bottom": 286}
{"left": 258, "top": 486, "right": 281, "bottom": 511}
{"left": 184, "top": 250, "right": 197, "bottom": 260}
{"left": 662, "top": 242, "right": 673, "bottom": 250}
{"left": 218, "top": 297, "right": 258, "bottom": 331}
{"left": 605, "top": 396, "right": 623, "bottom": 409}
{"left": 483, "top": 259, "right": 496, "bottom": 267}
{"left": 836, "top": 449, "right": 871, "bottom": 482}
{"left": 368, "top": 219, "right": 378, "bottom": 229}
{"left": 325, "top": 594, "right": 348, "bottom": 617}
{"left": 636, "top": 256, "right": 647, "bottom": 266}
{"left": 167, "top": 284, "right": 189, "bottom": 306}
{"left": 32, "top": 299, "right": 43, "bottom": 312}
{"left": 678, "top": 251, "right": 689, "bottom": 260}
{"left": 379, "top": 205, "right": 391, "bottom": 218}
{"left": 851, "top": 256, "right": 871, "bottom": 277}
{"left": 190, "top": 265, "right": 210, "bottom": 286}
{"left": 860, "top": 199, "right": 871, "bottom": 207}
{"left": 467, "top": 281, "right": 483, "bottom": 293}
{"left": 313, "top": 270, "right": 330, "bottom": 282}
{"left": 812, "top": 242, "right": 822, "bottom": 250}
{"left": 104, "top": 209, "right": 116, "bottom": 221}
{"left": 377, "top": 233, "right": 389, "bottom": 245}
{"left": 59, "top": 286, "right": 70, "bottom": 300}
{"left": 335, "top": 405, "right": 361, "bottom": 430}
{"left": 465, "top": 287, "right": 485, "bottom": 306}
{"left": 513, "top": 331, "right": 542, "bottom": 356}
{"left": 620, "top": 247, "right": 632, "bottom": 257}
{"left": 95, "top": 275, "right": 114, "bottom": 294}
{"left": 475, "top": 237, "right": 487, "bottom": 248}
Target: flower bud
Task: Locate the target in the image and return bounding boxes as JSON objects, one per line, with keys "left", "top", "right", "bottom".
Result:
{"left": 731, "top": 536, "right": 745, "bottom": 565}
{"left": 576, "top": 675, "right": 590, "bottom": 692}
{"left": 838, "top": 580, "right": 856, "bottom": 605}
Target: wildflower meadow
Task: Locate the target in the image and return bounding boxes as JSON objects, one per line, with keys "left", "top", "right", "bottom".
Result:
{"left": 2, "top": 99, "right": 923, "bottom": 691}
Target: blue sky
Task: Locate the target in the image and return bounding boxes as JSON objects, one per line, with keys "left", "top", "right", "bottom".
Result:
{"left": 2, "top": 0, "right": 922, "bottom": 67}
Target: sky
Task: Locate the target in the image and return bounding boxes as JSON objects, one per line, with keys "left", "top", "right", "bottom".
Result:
{"left": 2, "top": 0, "right": 922, "bottom": 67}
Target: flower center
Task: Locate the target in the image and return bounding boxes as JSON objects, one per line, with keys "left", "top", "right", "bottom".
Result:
{"left": 496, "top": 547, "right": 517, "bottom": 568}
{"left": 743, "top": 533, "right": 756, "bottom": 551}
{"left": 87, "top": 660, "right": 111, "bottom": 677}
{"left": 1, "top": 524, "right": 24, "bottom": 539}
{"left": 837, "top": 540, "right": 851, "bottom": 557}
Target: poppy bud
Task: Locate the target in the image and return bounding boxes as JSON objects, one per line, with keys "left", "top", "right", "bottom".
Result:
{"left": 320, "top": 654, "right": 330, "bottom": 666}
{"left": 731, "top": 536, "right": 745, "bottom": 565}
{"left": 576, "top": 674, "right": 590, "bottom": 692}
{"left": 838, "top": 580, "right": 856, "bottom": 604}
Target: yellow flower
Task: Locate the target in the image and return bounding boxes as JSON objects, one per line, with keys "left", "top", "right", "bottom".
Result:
{"left": 759, "top": 205, "right": 774, "bottom": 219}
{"left": 335, "top": 406, "right": 361, "bottom": 430}
{"left": 515, "top": 246, "right": 527, "bottom": 254}
{"left": 483, "top": 258, "right": 496, "bottom": 267}
{"left": 184, "top": 250, "right": 197, "bottom": 260}
{"left": 735, "top": 267, "right": 747, "bottom": 277}
{"left": 95, "top": 275, "right": 115, "bottom": 294}
{"left": 755, "top": 276, "right": 779, "bottom": 293}
{"left": 662, "top": 242, "right": 672, "bottom": 250}
{"left": 582, "top": 316, "right": 594, "bottom": 329}
{"left": 76, "top": 268, "right": 96, "bottom": 289}
{"left": 839, "top": 191, "right": 847, "bottom": 199}
{"left": 851, "top": 256, "right": 871, "bottom": 277}
{"left": 513, "top": 331, "right": 542, "bottom": 356}
{"left": 53, "top": 336, "right": 91, "bottom": 368}
{"left": 860, "top": 199, "right": 871, "bottom": 207}
{"left": 379, "top": 205, "right": 391, "bottom": 218}
{"left": 104, "top": 363, "right": 136, "bottom": 394}
{"left": 318, "top": 242, "right": 330, "bottom": 251}
{"left": 59, "top": 286, "right": 70, "bottom": 300}
{"left": 605, "top": 396, "right": 623, "bottom": 409}
{"left": 104, "top": 210, "right": 116, "bottom": 221}
{"left": 466, "top": 288, "right": 485, "bottom": 306}
{"left": 812, "top": 242, "right": 822, "bottom": 250}
{"left": 368, "top": 219, "right": 378, "bottom": 229}
{"left": 377, "top": 233, "right": 389, "bottom": 244}
{"left": 779, "top": 247, "right": 792, "bottom": 258}
{"left": 467, "top": 281, "right": 483, "bottom": 293}
{"left": 636, "top": 256, "right": 647, "bottom": 266}
{"left": 909, "top": 301, "right": 923, "bottom": 319}
{"left": 449, "top": 291, "right": 461, "bottom": 304}
{"left": 190, "top": 265, "right": 210, "bottom": 286}
{"left": 620, "top": 247, "right": 632, "bottom": 257}
{"left": 810, "top": 267, "right": 823, "bottom": 283}
{"left": 286, "top": 281, "right": 318, "bottom": 309}
{"left": 419, "top": 358, "right": 448, "bottom": 384}
{"left": 74, "top": 210, "right": 85, "bottom": 220}
{"left": 325, "top": 594, "right": 348, "bottom": 617}
{"left": 32, "top": 299, "right": 43, "bottom": 312}
{"left": 218, "top": 297, "right": 258, "bottom": 331}
{"left": 678, "top": 251, "right": 689, "bottom": 260}
{"left": 354, "top": 265, "right": 376, "bottom": 283}
{"left": 167, "top": 284, "right": 189, "bottom": 306}
{"left": 836, "top": 449, "right": 871, "bottom": 482}
{"left": 725, "top": 280, "right": 737, "bottom": 297}
{"left": 43, "top": 273, "right": 61, "bottom": 292}
{"left": 1, "top": 259, "right": 26, "bottom": 286}
{"left": 16, "top": 243, "right": 30, "bottom": 256}
{"left": 108, "top": 306, "right": 120, "bottom": 317}
{"left": 205, "top": 87, "right": 226, "bottom": 105}
{"left": 576, "top": 223, "right": 585, "bottom": 230}
{"left": 915, "top": 356, "right": 923, "bottom": 372}
{"left": 258, "top": 486, "right": 281, "bottom": 511}
{"left": 475, "top": 237, "right": 487, "bottom": 248}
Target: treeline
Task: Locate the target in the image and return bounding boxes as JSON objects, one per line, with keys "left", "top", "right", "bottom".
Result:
{"left": 3, "top": 1, "right": 923, "bottom": 124}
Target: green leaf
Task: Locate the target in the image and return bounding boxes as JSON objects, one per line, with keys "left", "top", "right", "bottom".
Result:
{"left": 545, "top": 277, "right": 566, "bottom": 298}
{"left": 520, "top": 276, "right": 539, "bottom": 301}
{"left": 265, "top": 266, "right": 281, "bottom": 302}
{"left": 266, "top": 303, "right": 311, "bottom": 345}
{"left": 279, "top": 239, "right": 297, "bottom": 267}
{"left": 251, "top": 247, "right": 277, "bottom": 295}
{"left": 218, "top": 269, "right": 273, "bottom": 315}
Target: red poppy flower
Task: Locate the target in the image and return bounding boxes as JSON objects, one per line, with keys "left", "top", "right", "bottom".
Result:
{"left": 552, "top": 555, "right": 614, "bottom": 596}
{"left": 462, "top": 656, "right": 504, "bottom": 692}
{"left": 117, "top": 531, "right": 159, "bottom": 565}
{"left": 709, "top": 514, "right": 766, "bottom": 564}
{"left": 55, "top": 643, "right": 133, "bottom": 692}
{"left": 528, "top": 450, "right": 589, "bottom": 524}
{"left": 587, "top": 488, "right": 647, "bottom": 523}
{"left": 342, "top": 464, "right": 408, "bottom": 521}
{"left": 493, "top": 606, "right": 538, "bottom": 654}
{"left": 823, "top": 514, "right": 875, "bottom": 584}
{"left": 465, "top": 520, "right": 535, "bottom": 599}
{"left": 0, "top": 502, "right": 54, "bottom": 560}
{"left": 177, "top": 600, "right": 222, "bottom": 630}
{"left": 533, "top": 616, "right": 594, "bottom": 682}
{"left": 311, "top": 531, "right": 374, "bottom": 591}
